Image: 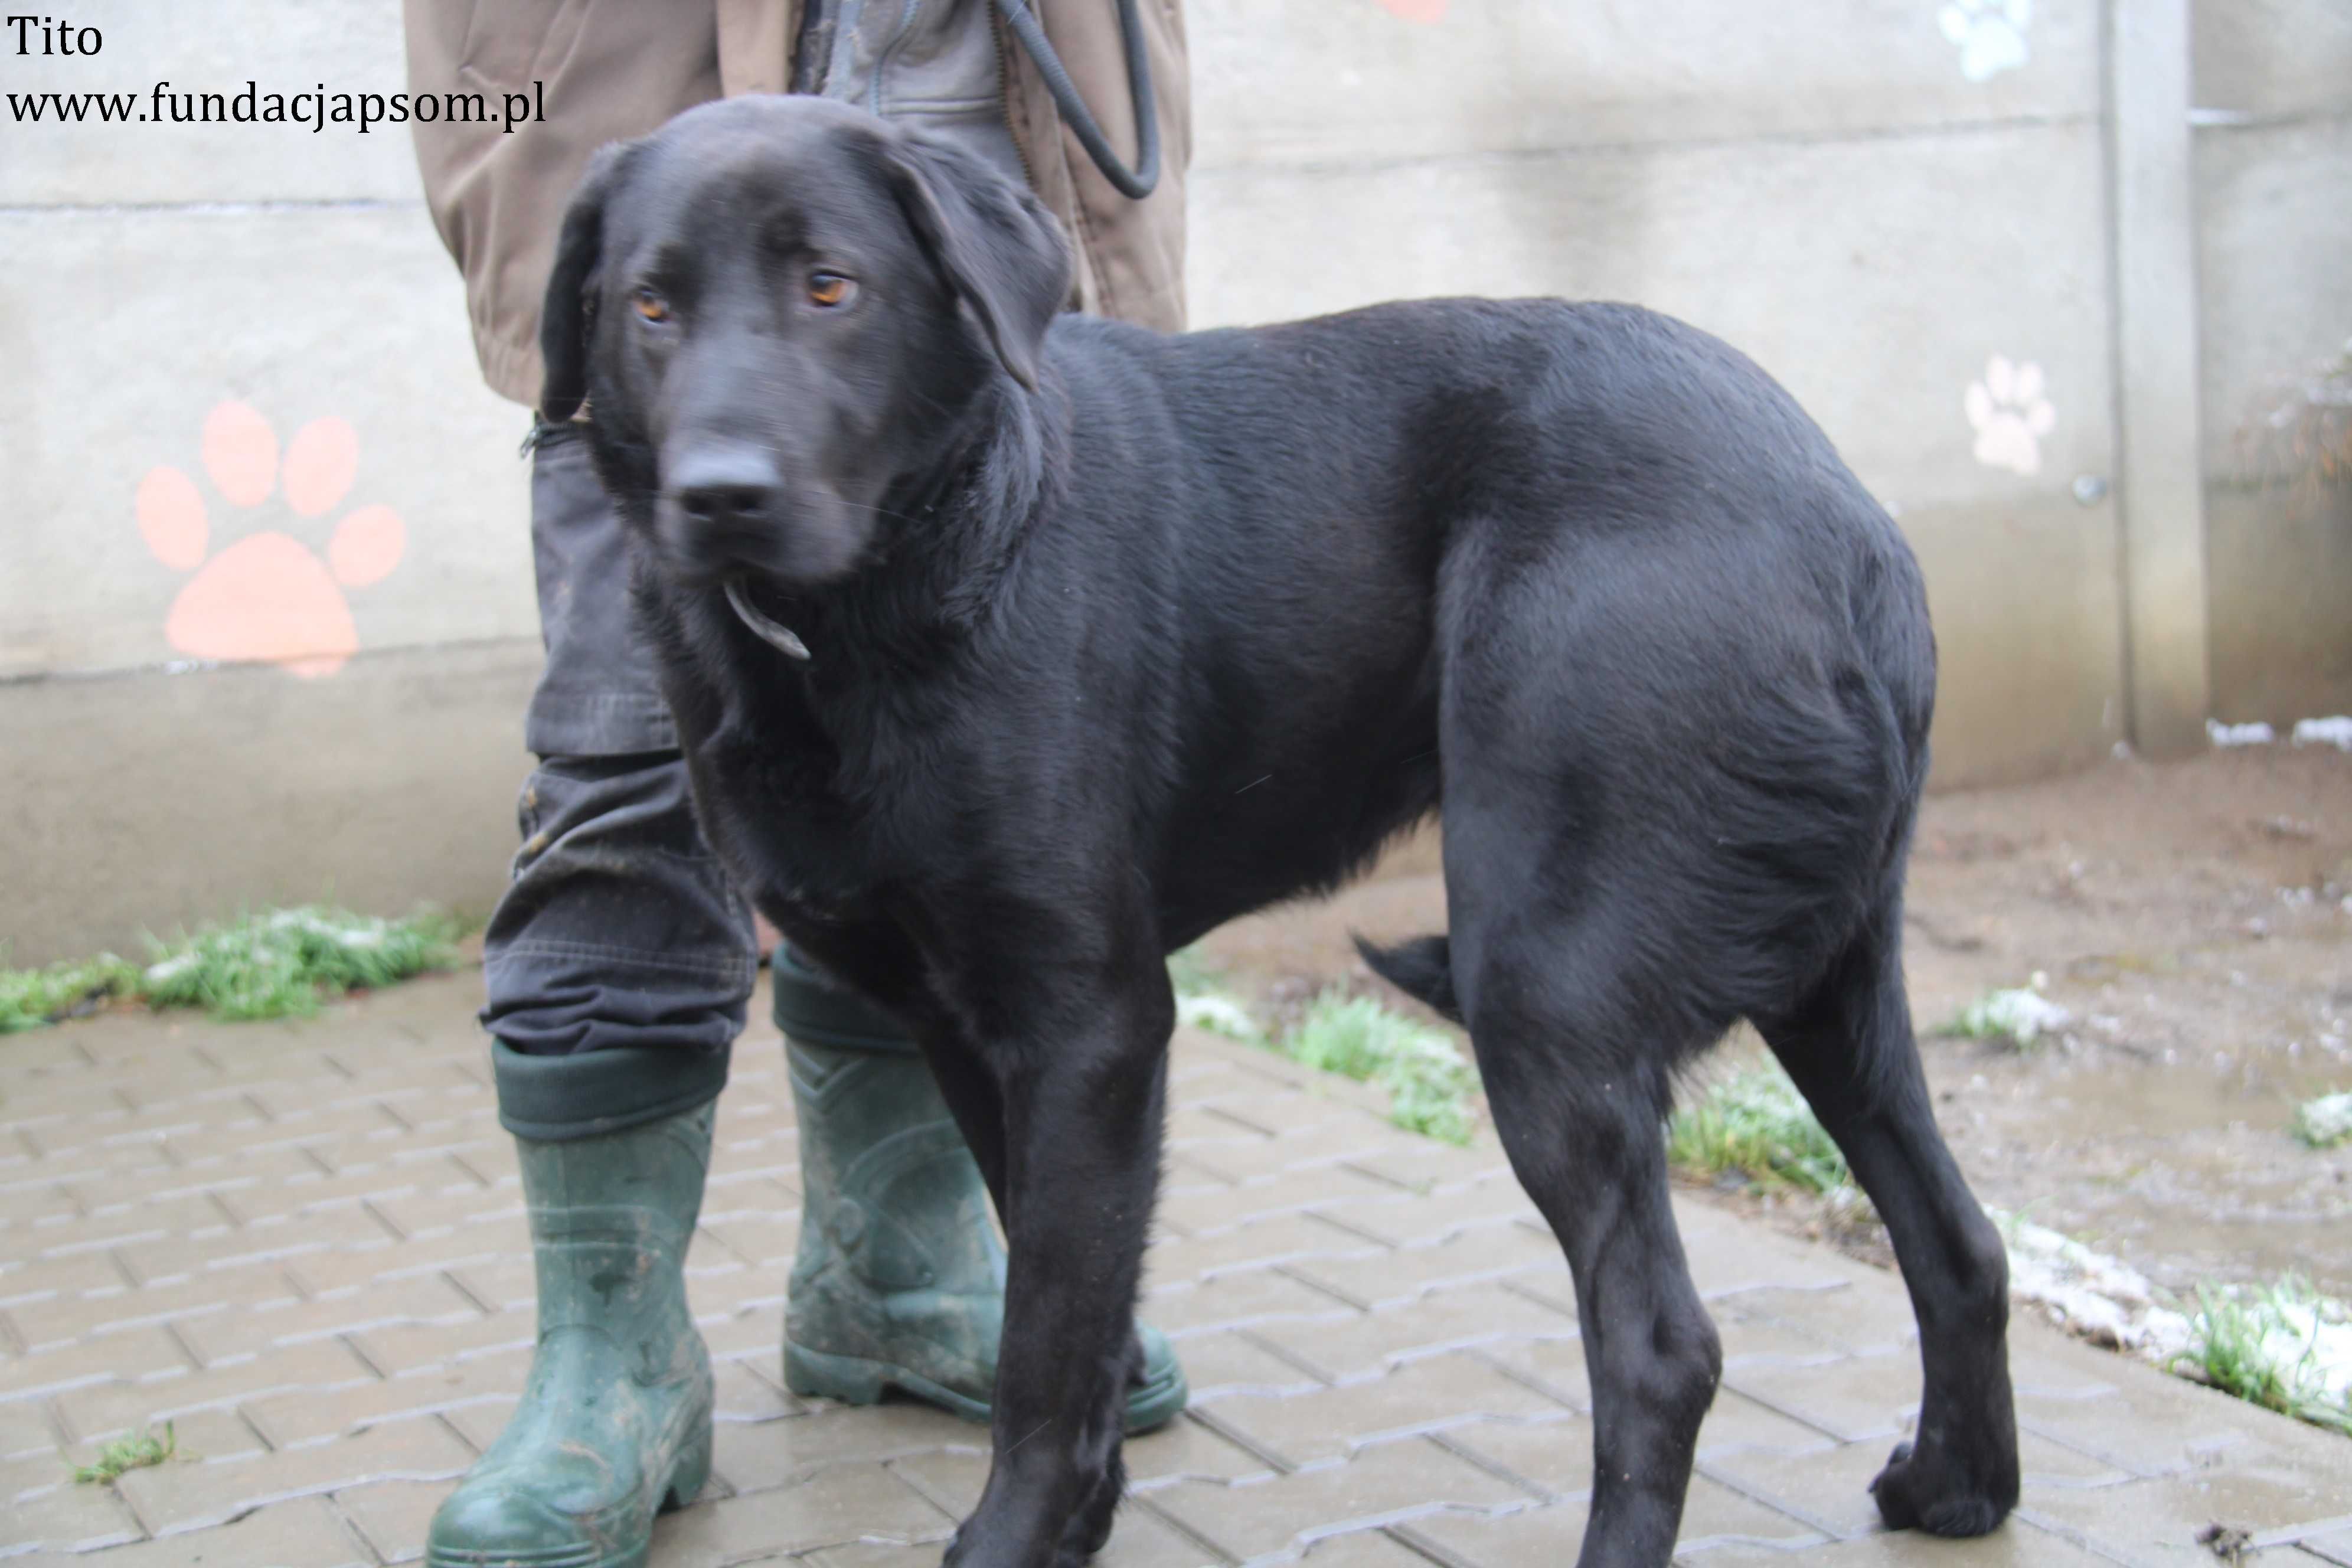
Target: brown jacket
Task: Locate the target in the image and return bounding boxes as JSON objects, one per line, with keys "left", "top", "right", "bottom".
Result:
{"left": 403, "top": 1, "right": 1190, "bottom": 410}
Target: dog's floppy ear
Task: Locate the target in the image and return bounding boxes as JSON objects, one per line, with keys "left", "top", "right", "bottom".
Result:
{"left": 878, "top": 132, "right": 1073, "bottom": 393}
{"left": 538, "top": 141, "right": 637, "bottom": 423}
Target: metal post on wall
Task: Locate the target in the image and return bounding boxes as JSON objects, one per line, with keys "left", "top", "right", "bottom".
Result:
{"left": 2105, "top": 0, "right": 2214, "bottom": 756}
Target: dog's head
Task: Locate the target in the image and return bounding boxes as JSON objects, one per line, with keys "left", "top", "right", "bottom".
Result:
{"left": 540, "top": 95, "right": 1073, "bottom": 588}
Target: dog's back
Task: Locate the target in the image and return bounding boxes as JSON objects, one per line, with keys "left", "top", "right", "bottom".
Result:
{"left": 1042, "top": 298, "right": 1935, "bottom": 1048}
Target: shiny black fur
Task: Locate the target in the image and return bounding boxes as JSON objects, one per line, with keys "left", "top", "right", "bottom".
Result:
{"left": 543, "top": 93, "right": 2019, "bottom": 1568}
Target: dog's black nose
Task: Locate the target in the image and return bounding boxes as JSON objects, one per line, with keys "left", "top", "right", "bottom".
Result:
{"left": 672, "top": 446, "right": 782, "bottom": 524}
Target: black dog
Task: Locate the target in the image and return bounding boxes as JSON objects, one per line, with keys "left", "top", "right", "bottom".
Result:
{"left": 540, "top": 94, "right": 2019, "bottom": 1568}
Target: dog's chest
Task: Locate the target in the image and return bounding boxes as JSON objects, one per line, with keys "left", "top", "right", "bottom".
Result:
{"left": 686, "top": 730, "right": 868, "bottom": 918}
{"left": 684, "top": 682, "right": 963, "bottom": 928}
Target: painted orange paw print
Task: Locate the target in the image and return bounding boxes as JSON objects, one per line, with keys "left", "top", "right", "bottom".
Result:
{"left": 137, "top": 401, "right": 404, "bottom": 678}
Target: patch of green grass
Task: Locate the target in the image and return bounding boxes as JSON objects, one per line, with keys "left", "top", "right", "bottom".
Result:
{"left": 1164, "top": 950, "right": 1479, "bottom": 1144}
{"left": 71, "top": 1423, "right": 175, "bottom": 1485}
{"left": 4, "top": 907, "right": 464, "bottom": 1035}
{"left": 139, "top": 907, "right": 462, "bottom": 1021}
{"left": 1667, "top": 1063, "right": 1851, "bottom": 1195}
{"left": 2292, "top": 1090, "right": 2352, "bottom": 1150}
{"left": 1278, "top": 991, "right": 1476, "bottom": 1145}
{"left": 0, "top": 953, "right": 139, "bottom": 1033}
{"left": 2175, "top": 1275, "right": 2352, "bottom": 1436}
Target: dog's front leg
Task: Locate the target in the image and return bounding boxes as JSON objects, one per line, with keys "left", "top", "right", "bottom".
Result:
{"left": 943, "top": 967, "right": 1172, "bottom": 1568}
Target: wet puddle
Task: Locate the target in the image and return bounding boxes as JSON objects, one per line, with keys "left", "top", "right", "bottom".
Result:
{"left": 1919, "top": 1029, "right": 2352, "bottom": 1301}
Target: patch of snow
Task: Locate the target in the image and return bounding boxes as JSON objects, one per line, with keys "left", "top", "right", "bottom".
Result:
{"left": 1999, "top": 1213, "right": 2352, "bottom": 1423}
{"left": 1176, "top": 993, "right": 1260, "bottom": 1042}
{"left": 2240, "top": 1296, "right": 2352, "bottom": 1404}
{"left": 1954, "top": 980, "right": 2072, "bottom": 1044}
{"left": 141, "top": 953, "right": 196, "bottom": 986}
{"left": 1997, "top": 1213, "right": 2193, "bottom": 1357}
{"left": 2187, "top": 1281, "right": 2352, "bottom": 1411}
{"left": 2207, "top": 718, "right": 2277, "bottom": 747}
{"left": 2292, "top": 716, "right": 2352, "bottom": 752}
{"left": 2295, "top": 1090, "right": 2352, "bottom": 1149}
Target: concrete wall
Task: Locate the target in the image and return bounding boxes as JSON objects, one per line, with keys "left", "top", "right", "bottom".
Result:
{"left": 2190, "top": 0, "right": 2352, "bottom": 725}
{"left": 1188, "top": 0, "right": 2131, "bottom": 788}
{"left": 1, "top": 0, "right": 2340, "bottom": 963}
{"left": 2, "top": 3, "right": 539, "bottom": 963}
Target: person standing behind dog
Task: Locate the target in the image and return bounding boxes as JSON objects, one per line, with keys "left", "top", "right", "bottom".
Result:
{"left": 401, "top": 5, "right": 1190, "bottom": 1562}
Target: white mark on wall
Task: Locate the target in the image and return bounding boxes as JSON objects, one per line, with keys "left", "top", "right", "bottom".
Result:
{"left": 1938, "top": 0, "right": 2032, "bottom": 82}
{"left": 1966, "top": 355, "right": 2057, "bottom": 476}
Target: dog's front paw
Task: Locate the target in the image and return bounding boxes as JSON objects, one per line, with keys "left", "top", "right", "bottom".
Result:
{"left": 941, "top": 1487, "right": 1116, "bottom": 1568}
{"left": 1868, "top": 1438, "right": 2017, "bottom": 1537}
{"left": 940, "top": 1526, "right": 1097, "bottom": 1568}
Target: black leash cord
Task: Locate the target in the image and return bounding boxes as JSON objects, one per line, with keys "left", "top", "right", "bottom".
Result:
{"left": 993, "top": 0, "right": 1159, "bottom": 200}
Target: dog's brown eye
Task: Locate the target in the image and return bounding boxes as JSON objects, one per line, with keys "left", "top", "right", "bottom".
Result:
{"left": 808, "top": 273, "right": 855, "bottom": 308}
{"left": 632, "top": 289, "right": 671, "bottom": 324}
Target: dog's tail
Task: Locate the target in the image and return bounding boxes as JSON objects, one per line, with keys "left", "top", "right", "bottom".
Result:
{"left": 1353, "top": 933, "right": 1462, "bottom": 1024}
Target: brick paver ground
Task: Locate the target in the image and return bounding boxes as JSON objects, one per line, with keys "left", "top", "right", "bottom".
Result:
{"left": 4, "top": 971, "right": 2348, "bottom": 1566}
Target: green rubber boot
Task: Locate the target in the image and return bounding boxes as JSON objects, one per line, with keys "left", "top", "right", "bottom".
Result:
{"left": 774, "top": 948, "right": 1188, "bottom": 1433}
{"left": 427, "top": 1103, "right": 716, "bottom": 1568}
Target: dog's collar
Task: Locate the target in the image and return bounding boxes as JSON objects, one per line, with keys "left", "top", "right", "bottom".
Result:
{"left": 724, "top": 577, "right": 812, "bottom": 662}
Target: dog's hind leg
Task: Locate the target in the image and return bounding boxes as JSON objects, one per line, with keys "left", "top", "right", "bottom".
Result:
{"left": 1758, "top": 904, "right": 2019, "bottom": 1537}
{"left": 1444, "top": 857, "right": 1726, "bottom": 1566}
